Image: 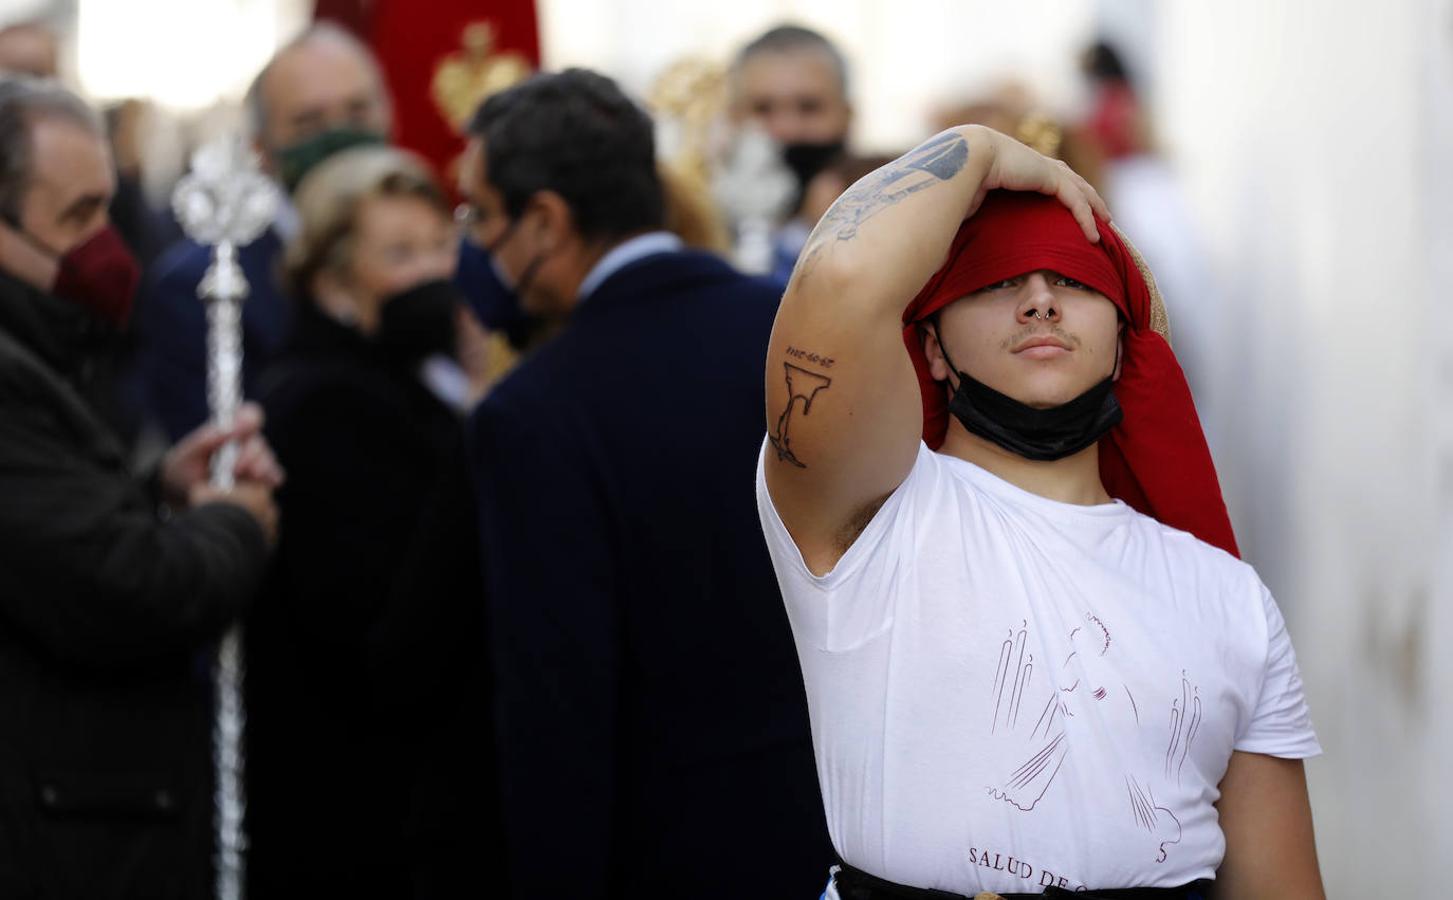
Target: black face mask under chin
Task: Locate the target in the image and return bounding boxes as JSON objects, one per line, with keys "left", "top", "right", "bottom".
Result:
{"left": 934, "top": 326, "right": 1123, "bottom": 462}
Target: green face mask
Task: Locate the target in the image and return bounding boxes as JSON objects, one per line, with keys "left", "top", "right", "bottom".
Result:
{"left": 274, "top": 127, "right": 387, "bottom": 193}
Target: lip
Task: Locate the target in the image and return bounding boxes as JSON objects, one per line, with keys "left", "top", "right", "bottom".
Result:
{"left": 1012, "top": 335, "right": 1073, "bottom": 356}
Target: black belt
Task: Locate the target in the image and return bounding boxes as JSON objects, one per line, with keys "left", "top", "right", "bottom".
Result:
{"left": 833, "top": 862, "right": 1212, "bottom": 900}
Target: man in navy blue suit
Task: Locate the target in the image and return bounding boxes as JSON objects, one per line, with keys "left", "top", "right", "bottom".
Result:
{"left": 461, "top": 69, "right": 832, "bottom": 898}
{"left": 136, "top": 23, "right": 391, "bottom": 439}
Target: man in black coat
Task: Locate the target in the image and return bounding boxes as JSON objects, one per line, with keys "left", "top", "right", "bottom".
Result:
{"left": 0, "top": 77, "right": 281, "bottom": 899}
{"left": 460, "top": 69, "right": 833, "bottom": 898}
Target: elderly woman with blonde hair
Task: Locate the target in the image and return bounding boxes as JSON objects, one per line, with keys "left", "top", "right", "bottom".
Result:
{"left": 246, "top": 145, "right": 501, "bottom": 897}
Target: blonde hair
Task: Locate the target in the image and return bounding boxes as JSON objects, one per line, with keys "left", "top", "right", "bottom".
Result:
{"left": 284, "top": 145, "right": 448, "bottom": 299}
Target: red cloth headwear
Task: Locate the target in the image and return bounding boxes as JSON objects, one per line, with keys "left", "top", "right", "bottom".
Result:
{"left": 902, "top": 190, "right": 1239, "bottom": 557}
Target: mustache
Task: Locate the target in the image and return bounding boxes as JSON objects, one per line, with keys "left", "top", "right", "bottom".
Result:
{"left": 1000, "top": 324, "right": 1081, "bottom": 351}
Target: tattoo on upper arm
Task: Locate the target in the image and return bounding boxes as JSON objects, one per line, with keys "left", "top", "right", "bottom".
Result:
{"left": 796, "top": 131, "right": 970, "bottom": 278}
{"left": 785, "top": 345, "right": 836, "bottom": 368}
{"left": 769, "top": 362, "right": 832, "bottom": 469}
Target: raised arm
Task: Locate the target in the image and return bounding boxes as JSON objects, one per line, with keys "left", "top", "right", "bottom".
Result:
{"left": 763, "top": 125, "right": 1107, "bottom": 573}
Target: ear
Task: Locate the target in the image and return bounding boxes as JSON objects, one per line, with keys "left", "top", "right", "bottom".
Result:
{"left": 921, "top": 322, "right": 951, "bottom": 382}
{"left": 0, "top": 218, "right": 60, "bottom": 292}
{"left": 1112, "top": 324, "right": 1126, "bottom": 382}
{"left": 528, "top": 190, "right": 575, "bottom": 252}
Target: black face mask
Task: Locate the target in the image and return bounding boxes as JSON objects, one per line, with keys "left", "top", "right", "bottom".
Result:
{"left": 935, "top": 325, "right": 1123, "bottom": 461}
{"left": 783, "top": 138, "right": 847, "bottom": 203}
{"left": 375, "top": 279, "right": 460, "bottom": 365}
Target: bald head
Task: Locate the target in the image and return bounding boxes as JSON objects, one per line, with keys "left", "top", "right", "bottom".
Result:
{"left": 0, "top": 23, "right": 59, "bottom": 79}
{"left": 246, "top": 23, "right": 391, "bottom": 164}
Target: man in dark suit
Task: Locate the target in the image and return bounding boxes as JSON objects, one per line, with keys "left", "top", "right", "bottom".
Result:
{"left": 136, "top": 22, "right": 392, "bottom": 439}
{"left": 461, "top": 69, "right": 832, "bottom": 898}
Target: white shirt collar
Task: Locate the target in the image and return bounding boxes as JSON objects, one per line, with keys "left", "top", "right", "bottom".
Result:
{"left": 576, "top": 231, "right": 684, "bottom": 303}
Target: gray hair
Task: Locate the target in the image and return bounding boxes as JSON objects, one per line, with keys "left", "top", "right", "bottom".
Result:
{"left": 243, "top": 21, "right": 387, "bottom": 143}
{"left": 730, "top": 24, "right": 850, "bottom": 99}
{"left": 0, "top": 75, "right": 102, "bottom": 225}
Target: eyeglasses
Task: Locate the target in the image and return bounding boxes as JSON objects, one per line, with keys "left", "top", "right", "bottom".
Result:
{"left": 454, "top": 203, "right": 483, "bottom": 229}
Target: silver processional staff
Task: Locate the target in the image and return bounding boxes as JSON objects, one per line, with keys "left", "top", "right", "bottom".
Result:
{"left": 171, "top": 137, "right": 280, "bottom": 900}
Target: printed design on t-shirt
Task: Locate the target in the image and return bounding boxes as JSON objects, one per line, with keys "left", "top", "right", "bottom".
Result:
{"left": 984, "top": 613, "right": 1199, "bottom": 864}
{"left": 989, "top": 620, "right": 1033, "bottom": 735}
{"left": 986, "top": 615, "right": 1135, "bottom": 812}
{"left": 1165, "top": 671, "right": 1202, "bottom": 785}
{"left": 1126, "top": 775, "right": 1182, "bottom": 863}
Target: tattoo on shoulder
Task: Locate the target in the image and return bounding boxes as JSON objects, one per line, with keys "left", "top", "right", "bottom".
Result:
{"left": 769, "top": 361, "right": 832, "bottom": 469}
{"left": 795, "top": 131, "right": 970, "bottom": 277}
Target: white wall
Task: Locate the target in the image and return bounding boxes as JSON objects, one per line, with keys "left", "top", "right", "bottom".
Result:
{"left": 1423, "top": 0, "right": 1453, "bottom": 872}
{"left": 537, "top": 0, "right": 1097, "bottom": 152}
{"left": 73, "top": 0, "right": 310, "bottom": 109}
{"left": 1151, "top": 0, "right": 1453, "bottom": 891}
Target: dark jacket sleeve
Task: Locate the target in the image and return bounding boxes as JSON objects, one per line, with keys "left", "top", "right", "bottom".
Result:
{"left": 470, "top": 393, "right": 622, "bottom": 899}
{"left": 0, "top": 403, "right": 268, "bottom": 667}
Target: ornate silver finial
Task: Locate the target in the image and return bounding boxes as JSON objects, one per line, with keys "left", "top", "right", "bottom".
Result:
{"left": 711, "top": 126, "right": 797, "bottom": 275}
{"left": 170, "top": 136, "right": 278, "bottom": 900}
{"left": 173, "top": 138, "right": 279, "bottom": 251}
{"left": 172, "top": 138, "right": 279, "bottom": 489}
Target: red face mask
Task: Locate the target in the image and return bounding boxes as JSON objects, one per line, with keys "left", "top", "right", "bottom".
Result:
{"left": 50, "top": 225, "right": 141, "bottom": 328}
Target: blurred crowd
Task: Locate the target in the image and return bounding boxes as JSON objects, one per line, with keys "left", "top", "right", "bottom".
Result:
{"left": 0, "top": 14, "right": 1213, "bottom": 900}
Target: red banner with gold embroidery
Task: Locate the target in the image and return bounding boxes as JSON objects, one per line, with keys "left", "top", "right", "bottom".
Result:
{"left": 314, "top": 0, "right": 540, "bottom": 177}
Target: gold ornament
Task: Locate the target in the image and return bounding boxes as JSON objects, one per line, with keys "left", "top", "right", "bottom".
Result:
{"left": 647, "top": 56, "right": 728, "bottom": 183}
{"left": 431, "top": 22, "right": 533, "bottom": 132}
{"left": 1015, "top": 112, "right": 1064, "bottom": 159}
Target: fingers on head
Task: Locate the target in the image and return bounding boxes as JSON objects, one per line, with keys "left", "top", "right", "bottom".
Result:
{"left": 1058, "top": 184, "right": 1098, "bottom": 242}
{"left": 1087, "top": 183, "right": 1110, "bottom": 222}
{"left": 1060, "top": 163, "right": 1108, "bottom": 223}
{"left": 1074, "top": 172, "right": 1110, "bottom": 222}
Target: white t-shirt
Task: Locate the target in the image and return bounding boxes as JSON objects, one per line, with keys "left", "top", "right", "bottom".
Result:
{"left": 756, "top": 442, "right": 1319, "bottom": 895}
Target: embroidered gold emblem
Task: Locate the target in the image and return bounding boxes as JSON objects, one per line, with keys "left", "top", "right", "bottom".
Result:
{"left": 431, "top": 22, "right": 532, "bottom": 131}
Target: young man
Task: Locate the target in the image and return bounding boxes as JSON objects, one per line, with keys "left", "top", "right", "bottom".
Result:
{"left": 758, "top": 125, "right": 1323, "bottom": 898}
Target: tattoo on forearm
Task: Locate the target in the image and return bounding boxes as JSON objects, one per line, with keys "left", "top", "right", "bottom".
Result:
{"left": 770, "top": 362, "right": 832, "bottom": 469}
{"left": 796, "top": 131, "right": 970, "bottom": 277}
